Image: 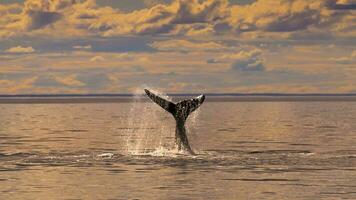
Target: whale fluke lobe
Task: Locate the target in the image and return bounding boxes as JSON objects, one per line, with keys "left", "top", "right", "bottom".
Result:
{"left": 144, "top": 89, "right": 205, "bottom": 154}
{"left": 144, "top": 89, "right": 176, "bottom": 114}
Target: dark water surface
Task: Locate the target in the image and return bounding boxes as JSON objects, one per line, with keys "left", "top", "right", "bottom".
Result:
{"left": 0, "top": 100, "right": 355, "bottom": 199}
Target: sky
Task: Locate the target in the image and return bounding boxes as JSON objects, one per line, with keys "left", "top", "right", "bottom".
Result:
{"left": 0, "top": 0, "right": 355, "bottom": 94}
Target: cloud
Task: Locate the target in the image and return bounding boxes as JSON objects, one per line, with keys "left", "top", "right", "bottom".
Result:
{"left": 337, "top": 0, "right": 356, "bottom": 4}
{"left": 22, "top": 0, "right": 81, "bottom": 30}
{"left": 0, "top": 3, "right": 21, "bottom": 13}
{"left": 0, "top": 44, "right": 355, "bottom": 94}
{"left": 32, "top": 74, "right": 85, "bottom": 89}
{"left": 33, "top": 75, "right": 65, "bottom": 87}
{"left": 73, "top": 45, "right": 92, "bottom": 50}
{"left": 53, "top": 74, "right": 86, "bottom": 86}
{"left": 329, "top": 50, "right": 356, "bottom": 64}
{"left": 329, "top": 56, "right": 352, "bottom": 64}
{"left": 328, "top": 0, "right": 356, "bottom": 9}
{"left": 5, "top": 45, "right": 36, "bottom": 53}
{"left": 90, "top": 55, "right": 105, "bottom": 62}
{"left": 207, "top": 48, "right": 265, "bottom": 71}
{"left": 115, "top": 53, "right": 136, "bottom": 61}
{"left": 229, "top": 49, "right": 265, "bottom": 71}
{"left": 19, "top": 73, "right": 109, "bottom": 92}
{"left": 206, "top": 58, "right": 221, "bottom": 64}
{"left": 0, "top": 0, "right": 101, "bottom": 38}
{"left": 0, "top": 0, "right": 355, "bottom": 94}
{"left": 352, "top": 50, "right": 356, "bottom": 58}
{"left": 2, "top": 76, "right": 39, "bottom": 93}
{"left": 76, "top": 73, "right": 111, "bottom": 90}
{"left": 0, "top": 0, "right": 354, "bottom": 39}
{"left": 149, "top": 39, "right": 228, "bottom": 52}
{"left": 227, "top": 0, "right": 343, "bottom": 35}
{"left": 143, "top": 0, "right": 168, "bottom": 7}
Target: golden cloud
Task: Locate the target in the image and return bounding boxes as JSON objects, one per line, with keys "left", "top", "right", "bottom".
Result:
{"left": 53, "top": 74, "right": 86, "bottom": 86}
{"left": 5, "top": 45, "right": 35, "bottom": 53}
{"left": 329, "top": 50, "right": 356, "bottom": 64}
{"left": 207, "top": 48, "right": 265, "bottom": 71}
{"left": 0, "top": 0, "right": 353, "bottom": 39}
{"left": 90, "top": 55, "right": 105, "bottom": 62}
{"left": 149, "top": 39, "right": 228, "bottom": 51}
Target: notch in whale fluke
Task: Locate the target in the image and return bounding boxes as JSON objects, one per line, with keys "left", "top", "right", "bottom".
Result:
{"left": 144, "top": 89, "right": 205, "bottom": 154}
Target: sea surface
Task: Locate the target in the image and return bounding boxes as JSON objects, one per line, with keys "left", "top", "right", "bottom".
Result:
{"left": 0, "top": 96, "right": 355, "bottom": 200}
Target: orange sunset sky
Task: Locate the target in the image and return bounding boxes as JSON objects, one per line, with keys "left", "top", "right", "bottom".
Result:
{"left": 0, "top": 0, "right": 355, "bottom": 94}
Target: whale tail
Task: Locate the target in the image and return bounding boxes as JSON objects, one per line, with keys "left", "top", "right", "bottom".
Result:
{"left": 144, "top": 89, "right": 205, "bottom": 119}
{"left": 144, "top": 89, "right": 205, "bottom": 154}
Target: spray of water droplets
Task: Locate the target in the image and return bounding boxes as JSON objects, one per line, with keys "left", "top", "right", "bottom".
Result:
{"left": 185, "top": 105, "right": 202, "bottom": 152}
{"left": 124, "top": 87, "right": 176, "bottom": 155}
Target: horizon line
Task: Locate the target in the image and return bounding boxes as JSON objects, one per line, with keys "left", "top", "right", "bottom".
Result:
{"left": 1, "top": 93, "right": 356, "bottom": 97}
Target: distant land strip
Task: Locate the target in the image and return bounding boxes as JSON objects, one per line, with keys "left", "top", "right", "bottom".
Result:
{"left": 1, "top": 93, "right": 356, "bottom": 97}
{"left": 0, "top": 93, "right": 356, "bottom": 104}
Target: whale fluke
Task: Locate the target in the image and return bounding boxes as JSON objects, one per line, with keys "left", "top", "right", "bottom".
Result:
{"left": 144, "top": 89, "right": 205, "bottom": 154}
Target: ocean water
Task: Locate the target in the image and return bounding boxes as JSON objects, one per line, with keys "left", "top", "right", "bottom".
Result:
{"left": 0, "top": 98, "right": 355, "bottom": 199}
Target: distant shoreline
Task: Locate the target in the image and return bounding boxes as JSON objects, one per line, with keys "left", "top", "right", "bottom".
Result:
{"left": 1, "top": 93, "right": 356, "bottom": 98}
{"left": 1, "top": 94, "right": 356, "bottom": 104}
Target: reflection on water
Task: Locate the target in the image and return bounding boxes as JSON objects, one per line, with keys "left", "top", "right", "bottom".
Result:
{"left": 0, "top": 101, "right": 356, "bottom": 199}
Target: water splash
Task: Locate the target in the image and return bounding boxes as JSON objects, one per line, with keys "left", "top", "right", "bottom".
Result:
{"left": 124, "top": 87, "right": 176, "bottom": 155}
{"left": 185, "top": 105, "right": 202, "bottom": 151}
